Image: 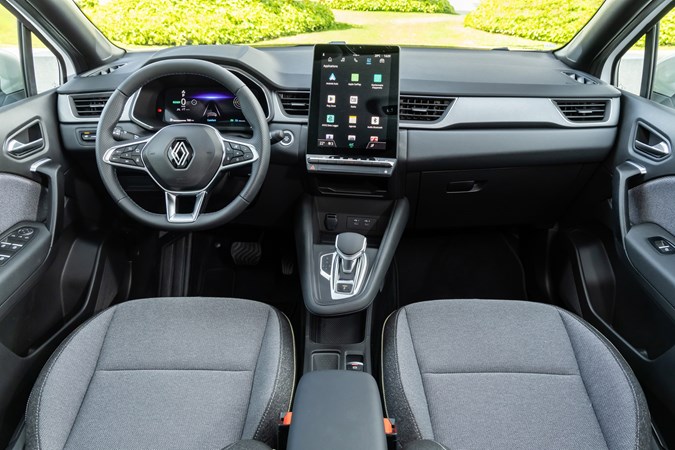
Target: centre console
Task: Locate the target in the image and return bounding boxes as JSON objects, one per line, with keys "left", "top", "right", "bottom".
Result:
{"left": 296, "top": 45, "right": 408, "bottom": 376}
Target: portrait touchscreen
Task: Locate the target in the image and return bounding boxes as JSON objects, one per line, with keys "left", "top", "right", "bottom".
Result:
{"left": 308, "top": 45, "right": 400, "bottom": 158}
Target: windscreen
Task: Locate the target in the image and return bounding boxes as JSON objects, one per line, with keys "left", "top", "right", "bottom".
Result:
{"left": 71, "top": 0, "right": 606, "bottom": 51}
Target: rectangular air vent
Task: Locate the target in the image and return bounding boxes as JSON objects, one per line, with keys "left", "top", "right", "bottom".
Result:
{"left": 70, "top": 93, "right": 112, "bottom": 118}
{"left": 279, "top": 91, "right": 310, "bottom": 116}
{"left": 553, "top": 99, "right": 609, "bottom": 123}
{"left": 562, "top": 71, "right": 598, "bottom": 85}
{"left": 86, "top": 64, "right": 125, "bottom": 77}
{"left": 400, "top": 95, "right": 454, "bottom": 122}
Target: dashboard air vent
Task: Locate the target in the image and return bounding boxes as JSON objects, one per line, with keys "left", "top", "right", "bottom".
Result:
{"left": 279, "top": 91, "right": 310, "bottom": 116}
{"left": 87, "top": 64, "right": 126, "bottom": 77}
{"left": 400, "top": 95, "right": 454, "bottom": 122}
{"left": 554, "top": 99, "right": 609, "bottom": 123}
{"left": 562, "top": 71, "right": 598, "bottom": 85}
{"left": 71, "top": 92, "right": 112, "bottom": 118}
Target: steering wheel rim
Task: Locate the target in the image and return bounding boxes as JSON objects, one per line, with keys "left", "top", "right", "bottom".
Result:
{"left": 95, "top": 59, "right": 270, "bottom": 230}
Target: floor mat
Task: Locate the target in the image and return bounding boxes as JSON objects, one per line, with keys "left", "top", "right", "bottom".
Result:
{"left": 189, "top": 230, "right": 303, "bottom": 326}
{"left": 394, "top": 231, "right": 527, "bottom": 307}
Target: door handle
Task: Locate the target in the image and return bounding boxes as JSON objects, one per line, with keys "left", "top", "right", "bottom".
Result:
{"left": 3, "top": 119, "right": 45, "bottom": 159}
{"left": 6, "top": 138, "right": 44, "bottom": 157}
{"left": 634, "top": 139, "right": 670, "bottom": 158}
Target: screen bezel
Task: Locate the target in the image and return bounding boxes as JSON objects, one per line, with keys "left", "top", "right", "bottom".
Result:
{"left": 307, "top": 44, "right": 400, "bottom": 159}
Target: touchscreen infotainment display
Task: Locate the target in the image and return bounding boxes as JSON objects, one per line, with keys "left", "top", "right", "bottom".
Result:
{"left": 308, "top": 45, "right": 399, "bottom": 158}
{"left": 161, "top": 88, "right": 248, "bottom": 127}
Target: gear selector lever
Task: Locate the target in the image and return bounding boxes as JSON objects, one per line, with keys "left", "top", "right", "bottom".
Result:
{"left": 315, "top": 232, "right": 368, "bottom": 299}
{"left": 335, "top": 232, "right": 367, "bottom": 273}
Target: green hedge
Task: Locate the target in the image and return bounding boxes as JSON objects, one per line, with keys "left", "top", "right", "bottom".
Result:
{"left": 322, "top": 0, "right": 454, "bottom": 14}
{"left": 465, "top": 0, "right": 675, "bottom": 46}
{"left": 464, "top": 0, "right": 601, "bottom": 44}
{"left": 79, "top": 0, "right": 336, "bottom": 46}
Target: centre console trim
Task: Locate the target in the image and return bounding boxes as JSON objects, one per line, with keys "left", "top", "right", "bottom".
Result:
{"left": 296, "top": 195, "right": 409, "bottom": 316}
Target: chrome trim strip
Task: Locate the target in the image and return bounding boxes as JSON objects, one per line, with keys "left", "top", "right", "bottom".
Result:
{"left": 30, "top": 158, "right": 51, "bottom": 173}
{"left": 165, "top": 191, "right": 206, "bottom": 223}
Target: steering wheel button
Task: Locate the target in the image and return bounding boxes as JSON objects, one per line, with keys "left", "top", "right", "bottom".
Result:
{"left": 230, "top": 143, "right": 241, "bottom": 150}
{"left": 243, "top": 153, "right": 252, "bottom": 160}
{"left": 132, "top": 156, "right": 144, "bottom": 166}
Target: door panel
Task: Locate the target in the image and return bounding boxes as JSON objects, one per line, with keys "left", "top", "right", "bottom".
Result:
{"left": 0, "top": 93, "right": 66, "bottom": 311}
{"left": 0, "top": 92, "right": 72, "bottom": 445}
{"left": 613, "top": 92, "right": 675, "bottom": 318}
{"left": 603, "top": 91, "right": 675, "bottom": 444}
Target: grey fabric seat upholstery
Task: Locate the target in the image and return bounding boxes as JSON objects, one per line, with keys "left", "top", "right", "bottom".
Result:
{"left": 383, "top": 299, "right": 651, "bottom": 450}
{"left": 26, "top": 297, "right": 295, "bottom": 450}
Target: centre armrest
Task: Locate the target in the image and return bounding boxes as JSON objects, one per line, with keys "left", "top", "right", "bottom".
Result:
{"left": 287, "top": 370, "right": 387, "bottom": 450}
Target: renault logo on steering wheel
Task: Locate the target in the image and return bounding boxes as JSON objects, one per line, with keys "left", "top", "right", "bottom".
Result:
{"left": 167, "top": 139, "right": 193, "bottom": 169}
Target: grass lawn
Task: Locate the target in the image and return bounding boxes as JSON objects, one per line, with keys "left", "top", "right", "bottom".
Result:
{"left": 2, "top": 7, "right": 556, "bottom": 50}
{"left": 259, "top": 10, "right": 555, "bottom": 49}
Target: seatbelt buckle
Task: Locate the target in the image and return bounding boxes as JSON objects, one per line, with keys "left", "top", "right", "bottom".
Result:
{"left": 277, "top": 412, "right": 292, "bottom": 450}
{"left": 385, "top": 418, "right": 398, "bottom": 450}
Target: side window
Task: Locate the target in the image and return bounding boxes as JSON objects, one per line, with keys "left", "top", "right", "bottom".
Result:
{"left": 616, "top": 38, "right": 645, "bottom": 96}
{"left": 616, "top": 8, "right": 675, "bottom": 108}
{"left": 0, "top": 7, "right": 25, "bottom": 107}
{"left": 0, "top": 5, "right": 61, "bottom": 108}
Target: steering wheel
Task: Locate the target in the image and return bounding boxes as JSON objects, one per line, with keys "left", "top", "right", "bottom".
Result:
{"left": 95, "top": 59, "right": 270, "bottom": 230}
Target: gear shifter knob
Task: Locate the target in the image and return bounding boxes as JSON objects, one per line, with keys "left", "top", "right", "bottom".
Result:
{"left": 335, "top": 232, "right": 367, "bottom": 273}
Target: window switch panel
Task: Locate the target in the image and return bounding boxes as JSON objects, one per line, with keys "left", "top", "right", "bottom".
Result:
{"left": 649, "top": 237, "right": 675, "bottom": 254}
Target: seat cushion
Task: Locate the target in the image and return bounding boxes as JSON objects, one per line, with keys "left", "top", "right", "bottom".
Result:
{"left": 382, "top": 299, "right": 650, "bottom": 450}
{"left": 26, "top": 297, "right": 295, "bottom": 450}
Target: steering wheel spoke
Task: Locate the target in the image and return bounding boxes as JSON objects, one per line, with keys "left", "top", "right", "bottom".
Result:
{"left": 165, "top": 191, "right": 207, "bottom": 223}
{"left": 102, "top": 138, "right": 151, "bottom": 172}
{"left": 220, "top": 138, "right": 260, "bottom": 171}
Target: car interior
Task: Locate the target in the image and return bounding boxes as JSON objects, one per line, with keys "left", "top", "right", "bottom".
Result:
{"left": 1, "top": 0, "right": 675, "bottom": 449}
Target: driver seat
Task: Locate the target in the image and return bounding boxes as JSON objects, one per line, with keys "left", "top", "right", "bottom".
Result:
{"left": 25, "top": 297, "right": 294, "bottom": 450}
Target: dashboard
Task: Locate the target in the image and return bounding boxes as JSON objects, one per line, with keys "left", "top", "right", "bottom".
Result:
{"left": 55, "top": 44, "right": 621, "bottom": 228}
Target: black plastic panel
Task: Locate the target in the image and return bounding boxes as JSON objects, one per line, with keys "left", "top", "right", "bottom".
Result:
{"left": 415, "top": 165, "right": 592, "bottom": 228}
{"left": 58, "top": 46, "right": 621, "bottom": 98}
{"left": 287, "top": 371, "right": 387, "bottom": 450}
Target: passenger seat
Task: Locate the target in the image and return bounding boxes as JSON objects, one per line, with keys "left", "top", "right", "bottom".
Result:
{"left": 382, "top": 299, "right": 650, "bottom": 450}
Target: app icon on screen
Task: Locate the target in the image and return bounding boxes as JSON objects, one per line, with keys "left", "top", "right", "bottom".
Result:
{"left": 349, "top": 96, "right": 358, "bottom": 104}
{"left": 327, "top": 115, "right": 335, "bottom": 123}
{"left": 373, "top": 74, "right": 383, "bottom": 83}
{"left": 327, "top": 95, "right": 336, "bottom": 104}
{"left": 366, "top": 58, "right": 372, "bottom": 65}
{"left": 351, "top": 73, "right": 360, "bottom": 82}
{"left": 326, "top": 134, "right": 334, "bottom": 140}
{"left": 329, "top": 73, "right": 337, "bottom": 81}
{"left": 370, "top": 136, "right": 379, "bottom": 142}
{"left": 348, "top": 135, "right": 356, "bottom": 141}
{"left": 349, "top": 116, "right": 357, "bottom": 124}
{"left": 371, "top": 116, "right": 380, "bottom": 125}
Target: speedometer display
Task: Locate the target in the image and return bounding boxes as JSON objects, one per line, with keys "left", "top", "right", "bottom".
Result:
{"left": 161, "top": 88, "right": 248, "bottom": 126}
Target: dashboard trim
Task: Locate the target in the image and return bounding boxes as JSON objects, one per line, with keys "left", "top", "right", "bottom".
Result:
{"left": 57, "top": 66, "right": 273, "bottom": 127}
